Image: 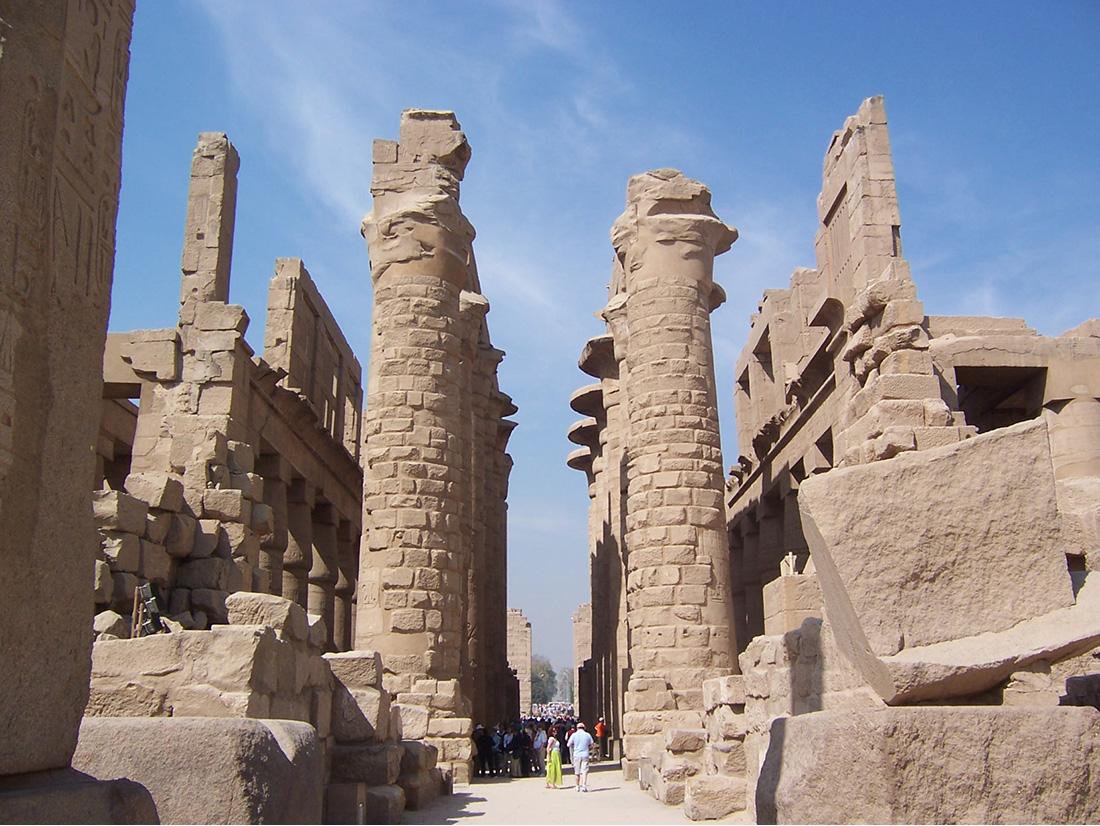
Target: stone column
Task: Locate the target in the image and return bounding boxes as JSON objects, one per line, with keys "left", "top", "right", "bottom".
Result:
{"left": 356, "top": 110, "right": 479, "bottom": 782}
{"left": 0, "top": 2, "right": 153, "bottom": 814}
{"left": 257, "top": 454, "right": 291, "bottom": 596}
{"left": 283, "top": 478, "right": 314, "bottom": 609}
{"left": 611, "top": 169, "right": 738, "bottom": 779}
{"left": 179, "top": 133, "right": 239, "bottom": 308}
{"left": 309, "top": 502, "right": 339, "bottom": 650}
{"left": 334, "top": 519, "right": 358, "bottom": 652}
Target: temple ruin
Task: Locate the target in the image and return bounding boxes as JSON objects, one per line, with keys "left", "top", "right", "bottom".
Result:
{"left": 568, "top": 96, "right": 1100, "bottom": 821}
{"left": 1, "top": 2, "right": 1098, "bottom": 823}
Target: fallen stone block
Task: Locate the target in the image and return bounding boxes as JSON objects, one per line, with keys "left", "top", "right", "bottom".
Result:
{"left": 684, "top": 774, "right": 747, "bottom": 821}
{"left": 800, "top": 419, "right": 1079, "bottom": 702}
{"left": 325, "top": 782, "right": 406, "bottom": 825}
{"left": 226, "top": 591, "right": 308, "bottom": 641}
{"left": 165, "top": 512, "right": 196, "bottom": 558}
{"left": 93, "top": 609, "right": 130, "bottom": 640}
{"left": 73, "top": 717, "right": 321, "bottom": 824}
{"left": 0, "top": 768, "right": 156, "bottom": 824}
{"left": 756, "top": 706, "right": 1100, "bottom": 824}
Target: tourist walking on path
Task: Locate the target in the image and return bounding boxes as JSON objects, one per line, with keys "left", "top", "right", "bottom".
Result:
{"left": 545, "top": 727, "right": 563, "bottom": 789}
{"left": 567, "top": 722, "right": 595, "bottom": 792}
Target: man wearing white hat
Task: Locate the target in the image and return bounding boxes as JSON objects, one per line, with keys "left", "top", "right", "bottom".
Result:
{"left": 566, "top": 722, "right": 595, "bottom": 792}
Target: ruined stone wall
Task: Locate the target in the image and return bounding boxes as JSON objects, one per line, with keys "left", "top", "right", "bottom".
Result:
{"left": 507, "top": 608, "right": 532, "bottom": 715}
{"left": 571, "top": 603, "right": 592, "bottom": 718}
{"left": 726, "top": 96, "right": 973, "bottom": 650}
{"left": 355, "top": 110, "right": 515, "bottom": 781}
{"left": 93, "top": 134, "right": 364, "bottom": 651}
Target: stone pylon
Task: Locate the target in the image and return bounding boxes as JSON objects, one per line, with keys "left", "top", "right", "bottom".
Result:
{"left": 607, "top": 170, "right": 739, "bottom": 790}
{"left": 356, "top": 110, "right": 487, "bottom": 783}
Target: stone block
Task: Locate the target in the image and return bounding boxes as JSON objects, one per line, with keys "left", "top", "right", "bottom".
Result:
{"left": 756, "top": 707, "right": 1100, "bottom": 824}
{"left": 307, "top": 613, "right": 328, "bottom": 649}
{"left": 176, "top": 557, "right": 230, "bottom": 590}
{"left": 684, "top": 774, "right": 747, "bottom": 821}
{"left": 165, "top": 512, "right": 197, "bottom": 558}
{"left": 398, "top": 767, "right": 441, "bottom": 810}
{"left": 332, "top": 685, "right": 391, "bottom": 743}
{"left": 330, "top": 743, "right": 404, "bottom": 785}
{"left": 139, "top": 540, "right": 173, "bottom": 585}
{"left": 101, "top": 531, "right": 141, "bottom": 573}
{"left": 202, "top": 488, "right": 251, "bottom": 523}
{"left": 74, "top": 717, "right": 322, "bottom": 824}
{"left": 400, "top": 741, "right": 438, "bottom": 773}
{"left": 145, "top": 511, "right": 171, "bottom": 544}
{"left": 325, "top": 782, "right": 405, "bottom": 825}
{"left": 226, "top": 591, "right": 309, "bottom": 641}
{"left": 325, "top": 650, "right": 384, "bottom": 689}
{"left": 665, "top": 728, "right": 706, "bottom": 753}
{"left": 93, "top": 559, "right": 114, "bottom": 605}
{"left": 93, "top": 609, "right": 129, "bottom": 639}
{"left": 425, "top": 717, "right": 473, "bottom": 738}
{"left": 194, "top": 302, "right": 248, "bottom": 333}
{"left": 703, "top": 675, "right": 746, "bottom": 712}
{"left": 0, "top": 769, "right": 156, "bottom": 824}
{"left": 191, "top": 588, "right": 229, "bottom": 624}
{"left": 799, "top": 419, "right": 1075, "bottom": 675}
{"left": 705, "top": 741, "right": 747, "bottom": 776}
{"left": 109, "top": 569, "right": 140, "bottom": 608}
{"left": 192, "top": 519, "right": 225, "bottom": 558}
{"left": 124, "top": 472, "right": 184, "bottom": 512}
{"left": 394, "top": 704, "right": 429, "bottom": 739}
{"left": 93, "top": 490, "right": 149, "bottom": 534}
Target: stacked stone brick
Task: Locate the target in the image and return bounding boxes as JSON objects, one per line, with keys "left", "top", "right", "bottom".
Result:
{"left": 356, "top": 110, "right": 516, "bottom": 783}
{"left": 568, "top": 169, "right": 739, "bottom": 802}
{"left": 506, "top": 608, "right": 533, "bottom": 714}
{"left": 95, "top": 135, "right": 364, "bottom": 648}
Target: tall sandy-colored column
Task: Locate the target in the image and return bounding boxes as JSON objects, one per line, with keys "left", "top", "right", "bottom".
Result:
{"left": 356, "top": 110, "right": 480, "bottom": 782}
{"left": 611, "top": 169, "right": 738, "bottom": 778}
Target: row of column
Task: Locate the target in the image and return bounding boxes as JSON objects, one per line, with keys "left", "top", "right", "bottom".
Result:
{"left": 256, "top": 455, "right": 360, "bottom": 651}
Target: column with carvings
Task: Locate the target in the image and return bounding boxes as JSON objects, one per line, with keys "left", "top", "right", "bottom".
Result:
{"left": 611, "top": 170, "right": 739, "bottom": 791}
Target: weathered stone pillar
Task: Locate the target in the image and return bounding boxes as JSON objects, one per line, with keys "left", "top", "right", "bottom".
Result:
{"left": 0, "top": 2, "right": 154, "bottom": 815}
{"left": 179, "top": 133, "right": 239, "bottom": 308}
{"left": 610, "top": 170, "right": 738, "bottom": 781}
{"left": 257, "top": 454, "right": 291, "bottom": 596}
{"left": 356, "top": 110, "right": 478, "bottom": 782}
{"left": 283, "top": 479, "right": 314, "bottom": 609}
{"left": 309, "top": 502, "right": 339, "bottom": 650}
{"left": 334, "top": 519, "right": 358, "bottom": 651}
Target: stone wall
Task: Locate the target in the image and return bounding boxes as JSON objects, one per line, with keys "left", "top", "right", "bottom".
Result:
{"left": 94, "top": 134, "right": 365, "bottom": 652}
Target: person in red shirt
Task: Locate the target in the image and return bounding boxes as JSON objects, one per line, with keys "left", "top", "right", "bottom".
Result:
{"left": 594, "top": 717, "right": 608, "bottom": 759}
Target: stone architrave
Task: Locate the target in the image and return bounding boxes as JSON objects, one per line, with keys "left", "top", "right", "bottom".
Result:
{"left": 609, "top": 170, "right": 739, "bottom": 770}
{"left": 0, "top": 0, "right": 136, "bottom": 777}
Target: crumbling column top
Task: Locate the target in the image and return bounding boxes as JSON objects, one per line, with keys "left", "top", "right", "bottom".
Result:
{"left": 611, "top": 168, "right": 737, "bottom": 259}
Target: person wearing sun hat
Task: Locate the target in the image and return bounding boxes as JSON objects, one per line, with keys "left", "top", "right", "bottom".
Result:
{"left": 566, "top": 722, "right": 594, "bottom": 792}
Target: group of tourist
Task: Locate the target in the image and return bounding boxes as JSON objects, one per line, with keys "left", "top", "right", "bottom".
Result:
{"left": 473, "top": 716, "right": 610, "bottom": 792}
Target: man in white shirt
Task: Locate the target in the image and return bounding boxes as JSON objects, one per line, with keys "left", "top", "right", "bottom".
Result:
{"left": 566, "top": 722, "right": 595, "bottom": 791}
{"left": 532, "top": 725, "right": 548, "bottom": 775}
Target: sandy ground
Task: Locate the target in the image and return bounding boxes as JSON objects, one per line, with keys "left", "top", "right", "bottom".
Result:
{"left": 402, "top": 762, "right": 747, "bottom": 825}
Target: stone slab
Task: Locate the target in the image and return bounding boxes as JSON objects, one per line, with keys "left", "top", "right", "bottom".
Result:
{"left": 72, "top": 717, "right": 322, "bottom": 824}
{"left": 756, "top": 706, "right": 1100, "bottom": 824}
{"left": 799, "top": 419, "right": 1075, "bottom": 688}
{"left": 0, "top": 768, "right": 156, "bottom": 824}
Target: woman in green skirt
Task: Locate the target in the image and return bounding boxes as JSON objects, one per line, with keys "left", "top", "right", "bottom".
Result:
{"left": 545, "top": 726, "right": 563, "bottom": 788}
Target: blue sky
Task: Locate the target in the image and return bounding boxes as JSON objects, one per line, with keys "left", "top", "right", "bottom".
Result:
{"left": 113, "top": 1, "right": 1100, "bottom": 673}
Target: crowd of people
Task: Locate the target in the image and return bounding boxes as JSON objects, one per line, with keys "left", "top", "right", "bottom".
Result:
{"left": 472, "top": 715, "right": 612, "bottom": 792}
